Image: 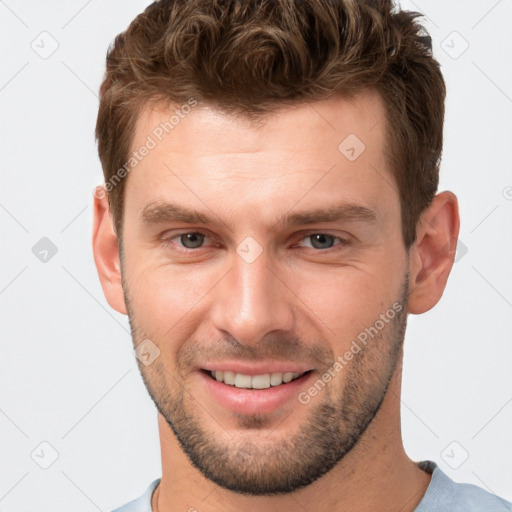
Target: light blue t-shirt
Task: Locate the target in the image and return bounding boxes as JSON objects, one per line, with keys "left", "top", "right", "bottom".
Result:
{"left": 112, "top": 460, "right": 511, "bottom": 511}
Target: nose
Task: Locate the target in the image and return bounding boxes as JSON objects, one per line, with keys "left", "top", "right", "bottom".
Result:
{"left": 210, "top": 244, "right": 294, "bottom": 347}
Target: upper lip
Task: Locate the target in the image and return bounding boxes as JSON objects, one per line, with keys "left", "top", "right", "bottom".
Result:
{"left": 200, "top": 361, "right": 314, "bottom": 376}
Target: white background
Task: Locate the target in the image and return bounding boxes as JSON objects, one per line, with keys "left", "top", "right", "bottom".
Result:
{"left": 0, "top": 1, "right": 511, "bottom": 510}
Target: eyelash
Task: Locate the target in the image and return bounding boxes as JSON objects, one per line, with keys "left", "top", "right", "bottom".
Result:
{"left": 159, "top": 231, "right": 352, "bottom": 253}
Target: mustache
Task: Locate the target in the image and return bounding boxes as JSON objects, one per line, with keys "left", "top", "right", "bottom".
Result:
{"left": 176, "top": 334, "right": 335, "bottom": 371}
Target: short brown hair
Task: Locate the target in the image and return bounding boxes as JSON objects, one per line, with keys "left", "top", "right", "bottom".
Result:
{"left": 96, "top": 0, "right": 445, "bottom": 248}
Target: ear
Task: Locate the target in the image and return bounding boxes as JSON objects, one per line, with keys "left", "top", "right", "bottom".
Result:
{"left": 92, "top": 186, "right": 127, "bottom": 315}
{"left": 407, "top": 191, "right": 460, "bottom": 315}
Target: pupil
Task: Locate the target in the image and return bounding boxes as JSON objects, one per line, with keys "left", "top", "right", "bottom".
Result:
{"left": 311, "top": 234, "right": 333, "bottom": 249}
{"left": 181, "top": 233, "right": 204, "bottom": 248}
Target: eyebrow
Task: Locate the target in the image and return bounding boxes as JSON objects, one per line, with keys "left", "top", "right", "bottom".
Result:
{"left": 140, "top": 201, "right": 377, "bottom": 229}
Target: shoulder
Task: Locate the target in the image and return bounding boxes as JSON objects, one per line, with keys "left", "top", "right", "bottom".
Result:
{"left": 111, "top": 478, "right": 160, "bottom": 512}
{"left": 416, "top": 461, "right": 511, "bottom": 512}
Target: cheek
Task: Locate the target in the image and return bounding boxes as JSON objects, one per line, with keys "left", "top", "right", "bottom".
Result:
{"left": 126, "top": 263, "right": 217, "bottom": 340}
{"left": 292, "top": 266, "right": 401, "bottom": 348}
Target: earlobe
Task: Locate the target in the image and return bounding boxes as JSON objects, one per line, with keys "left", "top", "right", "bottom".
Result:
{"left": 92, "top": 186, "right": 127, "bottom": 315}
{"left": 407, "top": 191, "right": 460, "bottom": 315}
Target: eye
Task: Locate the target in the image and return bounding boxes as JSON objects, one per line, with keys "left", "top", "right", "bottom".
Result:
{"left": 162, "top": 231, "right": 211, "bottom": 250}
{"left": 298, "top": 233, "right": 350, "bottom": 250}
{"left": 180, "top": 232, "right": 206, "bottom": 249}
{"left": 160, "top": 231, "right": 351, "bottom": 253}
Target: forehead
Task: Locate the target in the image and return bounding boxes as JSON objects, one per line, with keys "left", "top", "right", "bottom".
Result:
{"left": 124, "top": 89, "right": 397, "bottom": 228}
{"left": 134, "top": 88, "right": 388, "bottom": 164}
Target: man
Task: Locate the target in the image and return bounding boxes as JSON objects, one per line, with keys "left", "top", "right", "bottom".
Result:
{"left": 92, "top": 0, "right": 511, "bottom": 510}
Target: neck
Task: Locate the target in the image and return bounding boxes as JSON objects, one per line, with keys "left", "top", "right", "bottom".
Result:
{"left": 152, "top": 362, "right": 431, "bottom": 512}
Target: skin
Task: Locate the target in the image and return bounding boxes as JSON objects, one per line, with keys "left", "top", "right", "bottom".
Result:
{"left": 93, "top": 88, "right": 460, "bottom": 511}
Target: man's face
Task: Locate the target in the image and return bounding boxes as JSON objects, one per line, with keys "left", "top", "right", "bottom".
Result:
{"left": 119, "top": 89, "right": 410, "bottom": 494}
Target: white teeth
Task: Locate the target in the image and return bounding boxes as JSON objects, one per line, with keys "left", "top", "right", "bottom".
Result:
{"left": 282, "top": 372, "right": 294, "bottom": 383}
{"left": 211, "top": 370, "right": 304, "bottom": 389}
{"left": 223, "top": 371, "right": 235, "bottom": 385}
{"left": 251, "top": 374, "right": 271, "bottom": 389}
{"left": 270, "top": 373, "right": 283, "bottom": 386}
{"left": 234, "top": 373, "right": 252, "bottom": 388}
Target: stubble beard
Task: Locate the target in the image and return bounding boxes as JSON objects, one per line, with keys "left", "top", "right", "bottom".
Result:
{"left": 123, "top": 273, "right": 409, "bottom": 495}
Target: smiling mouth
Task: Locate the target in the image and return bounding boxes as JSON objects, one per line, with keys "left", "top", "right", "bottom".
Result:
{"left": 202, "top": 369, "right": 313, "bottom": 389}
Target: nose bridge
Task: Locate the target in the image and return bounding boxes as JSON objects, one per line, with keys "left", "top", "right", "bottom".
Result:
{"left": 211, "top": 245, "right": 293, "bottom": 345}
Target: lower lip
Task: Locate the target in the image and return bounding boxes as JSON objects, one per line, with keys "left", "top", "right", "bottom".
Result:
{"left": 198, "top": 370, "right": 316, "bottom": 415}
